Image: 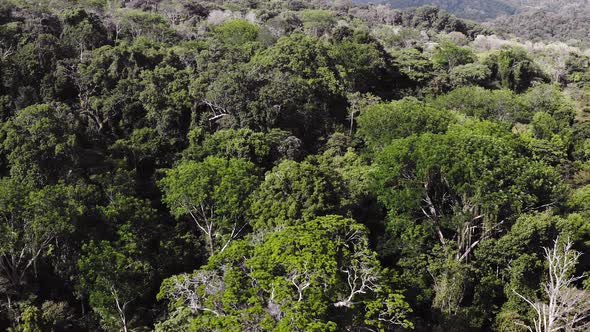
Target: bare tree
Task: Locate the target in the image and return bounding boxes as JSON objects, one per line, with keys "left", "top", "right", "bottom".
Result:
{"left": 110, "top": 285, "right": 130, "bottom": 332}
{"left": 166, "top": 271, "right": 225, "bottom": 317}
{"left": 513, "top": 237, "right": 590, "bottom": 332}
{"left": 345, "top": 92, "right": 380, "bottom": 137}
{"left": 333, "top": 250, "right": 379, "bottom": 308}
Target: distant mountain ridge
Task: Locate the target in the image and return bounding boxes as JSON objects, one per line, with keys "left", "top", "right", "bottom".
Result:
{"left": 354, "top": 0, "right": 518, "bottom": 21}
{"left": 357, "top": 0, "right": 590, "bottom": 21}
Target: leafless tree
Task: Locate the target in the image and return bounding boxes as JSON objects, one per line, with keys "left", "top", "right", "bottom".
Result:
{"left": 514, "top": 237, "right": 590, "bottom": 332}
{"left": 345, "top": 92, "right": 380, "bottom": 137}
{"left": 165, "top": 271, "right": 225, "bottom": 317}
{"left": 110, "top": 285, "right": 130, "bottom": 332}
{"left": 334, "top": 250, "right": 379, "bottom": 308}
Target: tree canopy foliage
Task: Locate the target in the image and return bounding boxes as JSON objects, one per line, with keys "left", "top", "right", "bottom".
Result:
{"left": 1, "top": 0, "right": 590, "bottom": 331}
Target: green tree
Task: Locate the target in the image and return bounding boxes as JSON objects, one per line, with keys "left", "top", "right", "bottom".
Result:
{"left": 78, "top": 194, "right": 158, "bottom": 332}
{"left": 0, "top": 179, "right": 88, "bottom": 294}
{"left": 140, "top": 64, "right": 192, "bottom": 144}
{"left": 157, "top": 216, "right": 413, "bottom": 331}
{"left": 300, "top": 10, "right": 335, "bottom": 37}
{"left": 115, "top": 9, "right": 176, "bottom": 43}
{"left": 484, "top": 47, "right": 547, "bottom": 92}
{"left": 391, "top": 48, "right": 435, "bottom": 86}
{"left": 432, "top": 41, "right": 476, "bottom": 72}
{"left": 1, "top": 103, "right": 78, "bottom": 185}
{"left": 75, "top": 40, "right": 164, "bottom": 138}
{"left": 329, "top": 28, "right": 392, "bottom": 95}
{"left": 449, "top": 63, "right": 491, "bottom": 87}
{"left": 434, "top": 86, "right": 523, "bottom": 122}
{"left": 248, "top": 33, "right": 345, "bottom": 143}
{"left": 248, "top": 158, "right": 346, "bottom": 231}
{"left": 60, "top": 8, "right": 107, "bottom": 59}
{"left": 159, "top": 157, "right": 259, "bottom": 256}
{"left": 372, "top": 120, "right": 566, "bottom": 322}
{"left": 182, "top": 128, "right": 295, "bottom": 167}
{"left": 357, "top": 97, "right": 456, "bottom": 150}
{"left": 213, "top": 19, "right": 260, "bottom": 49}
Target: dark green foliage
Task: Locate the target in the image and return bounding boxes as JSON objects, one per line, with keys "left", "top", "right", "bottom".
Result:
{"left": 484, "top": 47, "right": 548, "bottom": 92}
{"left": 1, "top": 103, "right": 79, "bottom": 185}
{"left": 248, "top": 157, "right": 346, "bottom": 231}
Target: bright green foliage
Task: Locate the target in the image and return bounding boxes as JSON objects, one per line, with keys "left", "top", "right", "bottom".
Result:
{"left": 213, "top": 19, "right": 260, "bottom": 47}
{"left": 357, "top": 97, "right": 456, "bottom": 150}
{"left": 531, "top": 112, "right": 559, "bottom": 140}
{"left": 432, "top": 41, "right": 476, "bottom": 72}
{"left": 372, "top": 120, "right": 566, "bottom": 327}
{"left": 18, "top": 304, "right": 42, "bottom": 332}
{"left": 159, "top": 157, "right": 259, "bottom": 256}
{"left": 157, "top": 216, "right": 412, "bottom": 331}
{"left": 248, "top": 158, "right": 346, "bottom": 231}
{"left": 374, "top": 121, "right": 564, "bottom": 233}
{"left": 391, "top": 48, "right": 435, "bottom": 85}
{"left": 567, "top": 185, "right": 590, "bottom": 212}
{"left": 300, "top": 10, "right": 336, "bottom": 36}
{"left": 0, "top": 0, "right": 587, "bottom": 330}
{"left": 450, "top": 63, "right": 491, "bottom": 87}
{"left": 434, "top": 86, "right": 523, "bottom": 122}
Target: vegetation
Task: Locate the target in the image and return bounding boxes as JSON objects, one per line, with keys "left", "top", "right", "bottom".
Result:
{"left": 0, "top": 0, "right": 590, "bottom": 331}
{"left": 366, "top": 0, "right": 590, "bottom": 47}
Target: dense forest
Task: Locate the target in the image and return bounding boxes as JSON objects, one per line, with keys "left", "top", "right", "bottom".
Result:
{"left": 491, "top": 6, "right": 590, "bottom": 48}
{"left": 356, "top": 0, "right": 518, "bottom": 21}
{"left": 364, "top": 0, "right": 590, "bottom": 47}
{"left": 1, "top": 0, "right": 590, "bottom": 331}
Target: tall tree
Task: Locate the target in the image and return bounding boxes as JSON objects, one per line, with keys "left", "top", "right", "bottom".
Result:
{"left": 159, "top": 157, "right": 259, "bottom": 256}
{"left": 514, "top": 238, "right": 590, "bottom": 332}
{"left": 157, "top": 215, "right": 413, "bottom": 331}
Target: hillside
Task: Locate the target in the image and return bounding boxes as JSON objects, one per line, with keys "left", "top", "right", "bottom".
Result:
{"left": 490, "top": 5, "right": 590, "bottom": 48}
{"left": 356, "top": 0, "right": 517, "bottom": 21}
{"left": 363, "top": 0, "right": 590, "bottom": 46}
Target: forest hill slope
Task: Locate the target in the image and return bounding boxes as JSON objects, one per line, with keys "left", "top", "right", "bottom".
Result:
{"left": 355, "top": 0, "right": 518, "bottom": 21}
{"left": 359, "top": 0, "right": 590, "bottom": 46}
